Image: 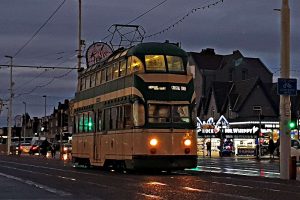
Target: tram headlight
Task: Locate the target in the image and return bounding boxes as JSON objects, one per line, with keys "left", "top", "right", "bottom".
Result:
{"left": 149, "top": 138, "right": 158, "bottom": 146}
{"left": 184, "top": 139, "right": 192, "bottom": 146}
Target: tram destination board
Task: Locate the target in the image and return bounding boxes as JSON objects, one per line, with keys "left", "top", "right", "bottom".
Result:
{"left": 277, "top": 78, "right": 297, "bottom": 96}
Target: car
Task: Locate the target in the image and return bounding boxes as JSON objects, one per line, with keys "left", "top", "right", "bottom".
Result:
{"left": 29, "top": 140, "right": 43, "bottom": 155}
{"left": 19, "top": 142, "right": 32, "bottom": 154}
{"left": 291, "top": 139, "right": 300, "bottom": 161}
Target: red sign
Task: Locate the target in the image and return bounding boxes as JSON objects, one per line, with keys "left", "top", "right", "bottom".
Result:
{"left": 86, "top": 42, "right": 113, "bottom": 67}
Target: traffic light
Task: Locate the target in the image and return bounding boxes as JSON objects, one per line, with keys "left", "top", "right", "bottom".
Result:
{"left": 288, "top": 120, "right": 296, "bottom": 130}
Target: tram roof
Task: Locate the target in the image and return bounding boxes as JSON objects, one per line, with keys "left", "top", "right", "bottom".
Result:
{"left": 127, "top": 42, "right": 187, "bottom": 57}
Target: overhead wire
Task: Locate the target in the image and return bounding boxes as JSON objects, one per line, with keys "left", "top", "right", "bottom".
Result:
{"left": 144, "top": 0, "right": 224, "bottom": 39}
{"left": 12, "top": 0, "right": 67, "bottom": 58}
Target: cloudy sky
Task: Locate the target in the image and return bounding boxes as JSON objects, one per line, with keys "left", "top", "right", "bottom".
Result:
{"left": 0, "top": 0, "right": 299, "bottom": 127}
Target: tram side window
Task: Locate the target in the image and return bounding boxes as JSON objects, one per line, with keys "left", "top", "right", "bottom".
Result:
{"left": 83, "top": 113, "right": 89, "bottom": 132}
{"left": 133, "top": 101, "right": 145, "bottom": 127}
{"left": 124, "top": 104, "right": 132, "bottom": 129}
{"left": 145, "top": 55, "right": 166, "bottom": 72}
{"left": 110, "top": 107, "right": 117, "bottom": 130}
{"left": 91, "top": 73, "right": 96, "bottom": 88}
{"left": 97, "top": 110, "right": 102, "bottom": 132}
{"left": 117, "top": 106, "right": 124, "bottom": 129}
{"left": 112, "top": 63, "right": 119, "bottom": 80}
{"left": 148, "top": 104, "right": 171, "bottom": 123}
{"left": 119, "top": 60, "right": 126, "bottom": 77}
{"left": 79, "top": 114, "right": 84, "bottom": 132}
{"left": 103, "top": 109, "right": 110, "bottom": 131}
{"left": 166, "top": 56, "right": 184, "bottom": 72}
{"left": 101, "top": 69, "right": 106, "bottom": 84}
{"left": 128, "top": 56, "right": 143, "bottom": 73}
{"left": 172, "top": 105, "right": 190, "bottom": 123}
{"left": 74, "top": 115, "right": 78, "bottom": 134}
{"left": 88, "top": 111, "right": 94, "bottom": 132}
{"left": 106, "top": 66, "right": 113, "bottom": 81}
{"left": 85, "top": 76, "right": 91, "bottom": 89}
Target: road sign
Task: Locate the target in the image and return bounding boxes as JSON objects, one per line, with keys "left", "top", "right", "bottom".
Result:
{"left": 277, "top": 78, "right": 297, "bottom": 96}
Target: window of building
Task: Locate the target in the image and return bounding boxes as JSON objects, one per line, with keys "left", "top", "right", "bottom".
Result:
{"left": 166, "top": 56, "right": 184, "bottom": 72}
{"left": 145, "top": 55, "right": 166, "bottom": 72}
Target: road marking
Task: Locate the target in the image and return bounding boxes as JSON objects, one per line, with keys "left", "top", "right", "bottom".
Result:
{"left": 0, "top": 172, "right": 72, "bottom": 197}
{"left": 146, "top": 181, "right": 167, "bottom": 186}
{"left": 182, "top": 186, "right": 207, "bottom": 192}
{"left": 137, "top": 193, "right": 163, "bottom": 199}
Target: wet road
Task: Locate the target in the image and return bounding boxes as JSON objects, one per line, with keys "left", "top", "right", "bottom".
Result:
{"left": 0, "top": 155, "right": 299, "bottom": 200}
{"left": 194, "top": 157, "right": 280, "bottom": 178}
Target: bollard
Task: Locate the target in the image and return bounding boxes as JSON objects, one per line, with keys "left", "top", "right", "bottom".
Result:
{"left": 289, "top": 156, "right": 297, "bottom": 180}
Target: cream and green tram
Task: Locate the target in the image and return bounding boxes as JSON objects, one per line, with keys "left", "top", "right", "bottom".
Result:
{"left": 72, "top": 42, "right": 197, "bottom": 170}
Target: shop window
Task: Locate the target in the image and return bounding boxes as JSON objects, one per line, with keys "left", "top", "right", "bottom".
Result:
{"left": 145, "top": 55, "right": 166, "bottom": 72}
{"left": 166, "top": 56, "right": 184, "bottom": 72}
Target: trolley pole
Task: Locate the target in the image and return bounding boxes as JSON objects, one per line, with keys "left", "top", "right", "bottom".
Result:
{"left": 279, "top": 0, "right": 291, "bottom": 180}
{"left": 23, "top": 101, "right": 26, "bottom": 143}
{"left": 5, "top": 55, "right": 13, "bottom": 156}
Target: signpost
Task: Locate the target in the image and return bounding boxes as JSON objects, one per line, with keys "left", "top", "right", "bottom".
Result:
{"left": 277, "top": 78, "right": 297, "bottom": 96}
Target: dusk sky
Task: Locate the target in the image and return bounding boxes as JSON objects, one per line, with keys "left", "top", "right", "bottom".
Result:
{"left": 0, "top": 0, "right": 299, "bottom": 127}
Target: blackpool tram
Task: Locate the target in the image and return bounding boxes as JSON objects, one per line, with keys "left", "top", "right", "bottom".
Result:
{"left": 72, "top": 41, "right": 197, "bottom": 170}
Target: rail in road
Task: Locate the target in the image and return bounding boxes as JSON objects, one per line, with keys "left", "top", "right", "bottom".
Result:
{"left": 1, "top": 155, "right": 300, "bottom": 200}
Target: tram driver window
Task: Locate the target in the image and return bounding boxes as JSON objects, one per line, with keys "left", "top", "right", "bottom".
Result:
{"left": 172, "top": 105, "right": 190, "bottom": 123}
{"left": 133, "top": 101, "right": 145, "bottom": 127}
{"left": 148, "top": 104, "right": 171, "bottom": 123}
{"left": 145, "top": 55, "right": 166, "bottom": 72}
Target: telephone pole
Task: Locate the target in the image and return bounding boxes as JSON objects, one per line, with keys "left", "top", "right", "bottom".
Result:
{"left": 5, "top": 55, "right": 13, "bottom": 155}
{"left": 279, "top": 0, "right": 291, "bottom": 180}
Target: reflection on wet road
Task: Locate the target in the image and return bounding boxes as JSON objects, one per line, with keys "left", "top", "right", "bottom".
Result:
{"left": 189, "top": 157, "right": 280, "bottom": 178}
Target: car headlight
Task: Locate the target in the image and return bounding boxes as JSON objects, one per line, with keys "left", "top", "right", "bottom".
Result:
{"left": 149, "top": 138, "right": 158, "bottom": 146}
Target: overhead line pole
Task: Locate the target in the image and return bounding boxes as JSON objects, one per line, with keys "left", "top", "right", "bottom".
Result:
{"left": 279, "top": 0, "right": 291, "bottom": 180}
{"left": 77, "top": 0, "right": 82, "bottom": 73}
{"left": 4, "top": 55, "right": 13, "bottom": 156}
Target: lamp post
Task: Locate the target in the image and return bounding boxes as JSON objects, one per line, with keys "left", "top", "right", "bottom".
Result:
{"left": 5, "top": 55, "right": 13, "bottom": 155}
{"left": 279, "top": 0, "right": 291, "bottom": 180}
{"left": 42, "top": 95, "right": 47, "bottom": 139}
{"left": 23, "top": 101, "right": 26, "bottom": 143}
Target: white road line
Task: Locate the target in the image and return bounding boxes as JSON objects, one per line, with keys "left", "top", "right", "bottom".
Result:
{"left": 137, "top": 193, "right": 163, "bottom": 199}
{"left": 0, "top": 172, "right": 72, "bottom": 197}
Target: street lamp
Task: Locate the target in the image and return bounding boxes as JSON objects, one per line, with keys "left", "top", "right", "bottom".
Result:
{"left": 42, "top": 95, "right": 47, "bottom": 139}
{"left": 23, "top": 101, "right": 26, "bottom": 143}
{"left": 4, "top": 55, "right": 13, "bottom": 155}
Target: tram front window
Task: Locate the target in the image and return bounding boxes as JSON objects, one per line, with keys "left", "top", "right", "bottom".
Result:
{"left": 148, "top": 104, "right": 190, "bottom": 123}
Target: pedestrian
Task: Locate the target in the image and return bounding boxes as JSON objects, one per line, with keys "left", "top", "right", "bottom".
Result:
{"left": 206, "top": 141, "right": 211, "bottom": 157}
{"left": 50, "top": 143, "right": 56, "bottom": 158}
{"left": 268, "top": 138, "right": 275, "bottom": 159}
{"left": 40, "top": 138, "right": 50, "bottom": 157}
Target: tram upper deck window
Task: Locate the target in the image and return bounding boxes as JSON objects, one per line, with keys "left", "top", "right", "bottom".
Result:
{"left": 145, "top": 55, "right": 166, "bottom": 72}
{"left": 101, "top": 69, "right": 106, "bottom": 84}
{"left": 166, "top": 56, "right": 184, "bottom": 72}
{"left": 127, "top": 56, "right": 144, "bottom": 74}
{"left": 91, "top": 73, "right": 96, "bottom": 87}
{"left": 96, "top": 71, "right": 101, "bottom": 85}
{"left": 148, "top": 104, "right": 171, "bottom": 123}
{"left": 112, "top": 63, "right": 119, "bottom": 79}
{"left": 119, "top": 60, "right": 126, "bottom": 77}
{"left": 85, "top": 76, "right": 91, "bottom": 89}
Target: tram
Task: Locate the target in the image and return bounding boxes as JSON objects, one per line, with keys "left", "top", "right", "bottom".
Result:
{"left": 72, "top": 41, "right": 197, "bottom": 170}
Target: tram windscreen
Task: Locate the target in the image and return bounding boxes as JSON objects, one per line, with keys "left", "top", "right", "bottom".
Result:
{"left": 148, "top": 104, "right": 190, "bottom": 123}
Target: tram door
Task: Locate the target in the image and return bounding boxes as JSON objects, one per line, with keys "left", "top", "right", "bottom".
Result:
{"left": 94, "top": 134, "right": 101, "bottom": 160}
